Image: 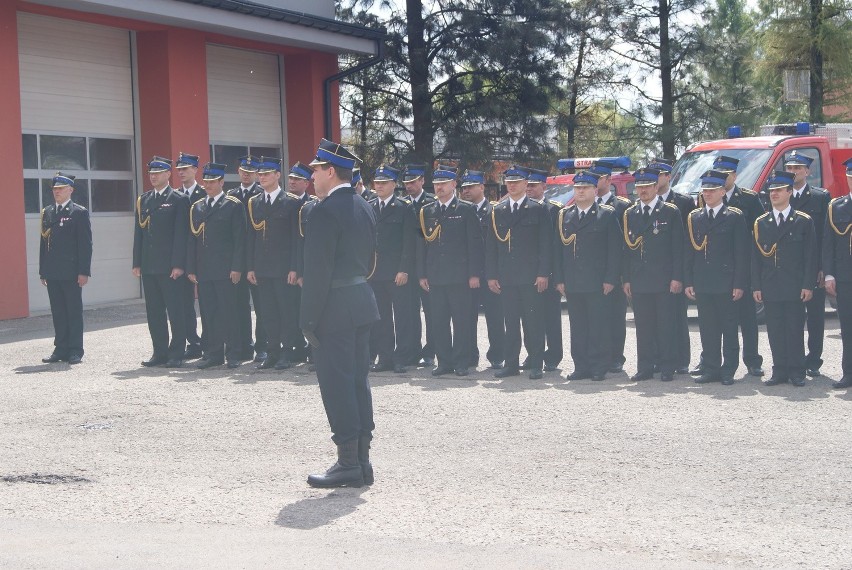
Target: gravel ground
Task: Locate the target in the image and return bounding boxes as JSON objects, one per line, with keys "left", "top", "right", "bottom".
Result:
{"left": 0, "top": 302, "right": 850, "bottom": 568}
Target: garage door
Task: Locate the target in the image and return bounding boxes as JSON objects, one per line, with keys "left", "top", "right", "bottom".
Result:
{"left": 19, "top": 13, "right": 138, "bottom": 313}
{"left": 206, "top": 44, "right": 287, "bottom": 185}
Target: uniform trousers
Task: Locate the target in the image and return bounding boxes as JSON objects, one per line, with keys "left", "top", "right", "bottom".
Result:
{"left": 198, "top": 279, "right": 240, "bottom": 362}
{"left": 836, "top": 281, "right": 852, "bottom": 377}
{"left": 315, "top": 323, "right": 374, "bottom": 445}
{"left": 673, "top": 293, "right": 691, "bottom": 368}
{"left": 542, "top": 288, "right": 564, "bottom": 367}
{"left": 608, "top": 286, "right": 628, "bottom": 366}
{"left": 141, "top": 273, "right": 186, "bottom": 360}
{"left": 257, "top": 277, "right": 301, "bottom": 362}
{"left": 430, "top": 283, "right": 473, "bottom": 370}
{"left": 695, "top": 293, "right": 739, "bottom": 377}
{"left": 369, "top": 279, "right": 418, "bottom": 367}
{"left": 181, "top": 275, "right": 203, "bottom": 349}
{"left": 632, "top": 291, "right": 678, "bottom": 375}
{"left": 468, "top": 285, "right": 504, "bottom": 367}
{"left": 565, "top": 291, "right": 609, "bottom": 375}
{"left": 763, "top": 299, "right": 806, "bottom": 380}
{"left": 234, "top": 278, "right": 267, "bottom": 355}
{"left": 501, "top": 284, "right": 546, "bottom": 371}
{"left": 46, "top": 280, "right": 84, "bottom": 357}
{"left": 738, "top": 292, "right": 763, "bottom": 368}
{"left": 804, "top": 287, "right": 825, "bottom": 370}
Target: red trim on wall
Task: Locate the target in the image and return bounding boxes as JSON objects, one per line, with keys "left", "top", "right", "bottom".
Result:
{"left": 0, "top": 2, "right": 29, "bottom": 319}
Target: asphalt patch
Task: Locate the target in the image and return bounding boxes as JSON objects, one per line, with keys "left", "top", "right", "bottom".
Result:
{"left": 1, "top": 473, "right": 92, "bottom": 484}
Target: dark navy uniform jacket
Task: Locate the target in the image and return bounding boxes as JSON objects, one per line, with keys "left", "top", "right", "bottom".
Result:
{"left": 823, "top": 194, "right": 852, "bottom": 282}
{"left": 486, "top": 197, "right": 552, "bottom": 285}
{"left": 553, "top": 203, "right": 622, "bottom": 293}
{"left": 132, "top": 188, "right": 189, "bottom": 274}
{"left": 751, "top": 210, "right": 817, "bottom": 301}
{"left": 685, "top": 206, "right": 749, "bottom": 294}
{"left": 299, "top": 186, "right": 380, "bottom": 335}
{"left": 40, "top": 201, "right": 93, "bottom": 280}
{"left": 369, "top": 195, "right": 417, "bottom": 281}
{"left": 186, "top": 194, "right": 247, "bottom": 282}
{"left": 245, "top": 190, "right": 300, "bottom": 279}
{"left": 416, "top": 197, "right": 484, "bottom": 285}
{"left": 622, "top": 200, "right": 685, "bottom": 293}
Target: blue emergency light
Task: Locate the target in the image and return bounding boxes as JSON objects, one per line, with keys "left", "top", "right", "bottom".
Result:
{"left": 796, "top": 122, "right": 811, "bottom": 135}
{"left": 727, "top": 126, "right": 742, "bottom": 138}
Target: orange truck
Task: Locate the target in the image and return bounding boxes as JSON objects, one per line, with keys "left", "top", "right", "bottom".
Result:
{"left": 670, "top": 122, "right": 852, "bottom": 203}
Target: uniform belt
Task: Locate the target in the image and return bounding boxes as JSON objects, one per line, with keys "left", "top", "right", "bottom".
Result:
{"left": 330, "top": 276, "right": 367, "bottom": 288}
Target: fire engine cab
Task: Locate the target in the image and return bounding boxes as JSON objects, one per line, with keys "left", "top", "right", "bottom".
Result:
{"left": 545, "top": 156, "right": 635, "bottom": 206}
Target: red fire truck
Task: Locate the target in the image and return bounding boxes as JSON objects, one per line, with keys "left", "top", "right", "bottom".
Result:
{"left": 545, "top": 156, "right": 636, "bottom": 206}
{"left": 670, "top": 122, "right": 852, "bottom": 203}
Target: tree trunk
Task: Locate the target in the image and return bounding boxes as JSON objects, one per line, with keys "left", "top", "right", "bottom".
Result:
{"left": 566, "top": 33, "right": 586, "bottom": 158}
{"left": 658, "top": 0, "right": 676, "bottom": 157}
{"left": 808, "top": 0, "right": 824, "bottom": 122}
{"left": 406, "top": 0, "right": 433, "bottom": 166}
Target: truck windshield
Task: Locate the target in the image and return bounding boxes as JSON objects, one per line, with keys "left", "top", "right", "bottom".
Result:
{"left": 671, "top": 149, "right": 773, "bottom": 197}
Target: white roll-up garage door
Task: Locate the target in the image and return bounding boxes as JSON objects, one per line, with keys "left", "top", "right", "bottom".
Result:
{"left": 207, "top": 44, "right": 286, "bottom": 180}
{"left": 19, "top": 12, "right": 138, "bottom": 313}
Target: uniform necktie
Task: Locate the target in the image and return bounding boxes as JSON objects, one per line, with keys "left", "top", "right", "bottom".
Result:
{"left": 265, "top": 194, "right": 271, "bottom": 205}
{"left": 379, "top": 201, "right": 384, "bottom": 213}
{"left": 722, "top": 194, "right": 728, "bottom": 205}
{"left": 708, "top": 209, "right": 715, "bottom": 222}
{"left": 441, "top": 204, "right": 447, "bottom": 214}
{"left": 580, "top": 210, "right": 585, "bottom": 220}
{"left": 207, "top": 197, "right": 213, "bottom": 208}
{"left": 778, "top": 212, "right": 785, "bottom": 226}
{"left": 512, "top": 202, "right": 519, "bottom": 214}
{"left": 597, "top": 197, "right": 603, "bottom": 205}
{"left": 643, "top": 204, "right": 650, "bottom": 219}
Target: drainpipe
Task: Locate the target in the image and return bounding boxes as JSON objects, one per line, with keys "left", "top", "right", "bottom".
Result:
{"left": 324, "top": 39, "right": 386, "bottom": 140}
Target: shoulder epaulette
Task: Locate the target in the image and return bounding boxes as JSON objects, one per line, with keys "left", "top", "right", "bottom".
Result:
{"left": 756, "top": 212, "right": 772, "bottom": 222}
{"left": 662, "top": 201, "right": 679, "bottom": 210}
{"left": 795, "top": 210, "right": 812, "bottom": 220}
{"left": 727, "top": 206, "right": 743, "bottom": 215}
{"left": 529, "top": 198, "right": 544, "bottom": 205}
{"left": 75, "top": 204, "right": 88, "bottom": 212}
{"left": 616, "top": 195, "right": 632, "bottom": 203}
{"left": 548, "top": 199, "right": 563, "bottom": 208}
{"left": 490, "top": 200, "right": 500, "bottom": 206}
{"left": 458, "top": 198, "right": 474, "bottom": 206}
{"left": 192, "top": 197, "right": 206, "bottom": 206}
{"left": 397, "top": 196, "right": 412, "bottom": 204}
{"left": 830, "top": 195, "right": 844, "bottom": 204}
{"left": 307, "top": 194, "right": 318, "bottom": 201}
{"left": 225, "top": 195, "right": 241, "bottom": 204}
{"left": 741, "top": 188, "right": 757, "bottom": 196}
{"left": 599, "top": 204, "right": 615, "bottom": 211}
{"left": 689, "top": 208, "right": 701, "bottom": 218}
{"left": 286, "top": 191, "right": 299, "bottom": 199}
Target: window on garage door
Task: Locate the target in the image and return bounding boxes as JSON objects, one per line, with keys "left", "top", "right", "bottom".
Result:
{"left": 23, "top": 133, "right": 135, "bottom": 214}
{"left": 210, "top": 144, "right": 283, "bottom": 185}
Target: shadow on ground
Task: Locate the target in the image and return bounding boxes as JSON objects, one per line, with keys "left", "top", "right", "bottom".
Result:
{"left": 275, "top": 487, "right": 368, "bottom": 530}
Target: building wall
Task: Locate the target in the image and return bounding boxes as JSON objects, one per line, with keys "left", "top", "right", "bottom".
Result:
{"left": 1, "top": 1, "right": 342, "bottom": 319}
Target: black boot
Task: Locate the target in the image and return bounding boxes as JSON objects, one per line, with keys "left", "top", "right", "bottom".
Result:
{"left": 307, "top": 439, "right": 364, "bottom": 488}
{"left": 359, "top": 435, "right": 374, "bottom": 485}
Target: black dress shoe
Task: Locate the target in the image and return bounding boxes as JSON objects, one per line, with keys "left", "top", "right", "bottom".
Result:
{"left": 544, "top": 364, "right": 558, "bottom": 372}
{"left": 393, "top": 364, "right": 407, "bottom": 373}
{"left": 256, "top": 357, "right": 277, "bottom": 370}
{"left": 519, "top": 361, "right": 531, "bottom": 371}
{"left": 67, "top": 354, "right": 83, "bottom": 365}
{"left": 163, "top": 358, "right": 183, "bottom": 368}
{"left": 371, "top": 361, "right": 394, "bottom": 372}
{"left": 832, "top": 377, "right": 852, "bottom": 389}
{"left": 275, "top": 359, "right": 292, "bottom": 371}
{"left": 184, "top": 345, "right": 203, "bottom": 359}
{"left": 41, "top": 353, "right": 65, "bottom": 363}
{"left": 489, "top": 361, "right": 504, "bottom": 370}
{"left": 239, "top": 351, "right": 255, "bottom": 361}
{"left": 494, "top": 367, "right": 519, "bottom": 379}
{"left": 196, "top": 358, "right": 224, "bottom": 369}
{"left": 455, "top": 368, "right": 469, "bottom": 377}
{"left": 689, "top": 366, "right": 705, "bottom": 376}
{"left": 253, "top": 351, "right": 267, "bottom": 363}
{"left": 592, "top": 373, "right": 606, "bottom": 381}
{"left": 227, "top": 361, "right": 240, "bottom": 369}
{"left": 630, "top": 371, "right": 653, "bottom": 382}
{"left": 695, "top": 373, "right": 721, "bottom": 384}
{"left": 142, "top": 356, "right": 167, "bottom": 367}
{"left": 721, "top": 376, "right": 735, "bottom": 386}
{"left": 420, "top": 357, "right": 435, "bottom": 367}
{"left": 660, "top": 372, "right": 674, "bottom": 382}
{"left": 566, "top": 371, "right": 591, "bottom": 381}
{"left": 763, "top": 376, "right": 787, "bottom": 386}
{"left": 431, "top": 366, "right": 453, "bottom": 377}
{"left": 675, "top": 367, "right": 689, "bottom": 375}
{"left": 608, "top": 363, "right": 624, "bottom": 373}
{"left": 790, "top": 376, "right": 806, "bottom": 387}
{"left": 805, "top": 368, "right": 821, "bottom": 378}
{"left": 528, "top": 369, "right": 543, "bottom": 380}
{"left": 748, "top": 366, "right": 764, "bottom": 377}
{"left": 653, "top": 365, "right": 661, "bottom": 373}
